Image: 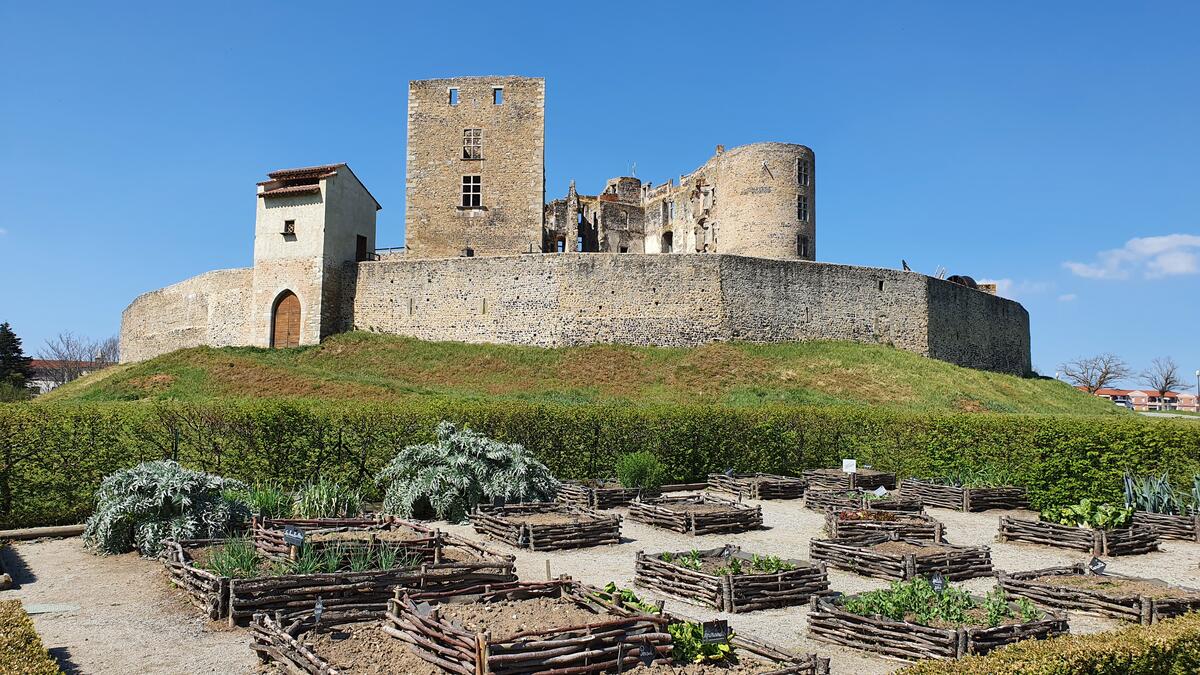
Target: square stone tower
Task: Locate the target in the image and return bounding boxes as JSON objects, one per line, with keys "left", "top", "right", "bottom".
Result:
{"left": 251, "top": 163, "right": 380, "bottom": 348}
{"left": 404, "top": 76, "right": 545, "bottom": 258}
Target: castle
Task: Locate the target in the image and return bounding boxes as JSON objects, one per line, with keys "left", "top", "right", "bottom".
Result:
{"left": 120, "top": 76, "right": 1031, "bottom": 375}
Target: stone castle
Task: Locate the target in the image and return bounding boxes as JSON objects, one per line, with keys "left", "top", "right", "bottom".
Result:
{"left": 120, "top": 75, "right": 1031, "bottom": 375}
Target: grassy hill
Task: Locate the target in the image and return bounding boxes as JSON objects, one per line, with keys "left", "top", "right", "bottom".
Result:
{"left": 45, "top": 332, "right": 1122, "bottom": 415}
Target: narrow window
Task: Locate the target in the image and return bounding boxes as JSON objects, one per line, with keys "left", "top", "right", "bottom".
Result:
{"left": 878, "top": 280, "right": 885, "bottom": 292}
{"left": 556, "top": 238, "right": 565, "bottom": 253}
{"left": 797, "top": 158, "right": 810, "bottom": 186}
{"left": 619, "top": 245, "right": 629, "bottom": 253}
{"left": 462, "top": 128, "right": 482, "bottom": 160}
{"left": 577, "top": 212, "right": 583, "bottom": 225}
{"left": 492, "top": 87, "right": 504, "bottom": 104}
{"left": 797, "top": 194, "right": 809, "bottom": 222}
{"left": 282, "top": 219, "right": 296, "bottom": 235}
{"left": 797, "top": 234, "right": 809, "bottom": 257}
{"left": 461, "top": 175, "right": 481, "bottom": 207}
{"left": 662, "top": 231, "right": 674, "bottom": 253}
{"left": 576, "top": 236, "right": 584, "bottom": 251}
{"left": 448, "top": 88, "right": 459, "bottom": 105}
{"left": 668, "top": 200, "right": 675, "bottom": 222}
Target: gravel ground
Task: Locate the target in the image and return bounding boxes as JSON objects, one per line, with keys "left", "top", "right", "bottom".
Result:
{"left": 3, "top": 494, "right": 1200, "bottom": 674}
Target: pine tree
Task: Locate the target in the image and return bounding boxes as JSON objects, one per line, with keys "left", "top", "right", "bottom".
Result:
{"left": 0, "top": 322, "right": 34, "bottom": 388}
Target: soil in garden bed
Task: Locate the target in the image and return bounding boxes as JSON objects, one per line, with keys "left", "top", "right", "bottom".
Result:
{"left": 688, "top": 558, "right": 794, "bottom": 576}
{"left": 869, "top": 541, "right": 950, "bottom": 557}
{"left": 631, "top": 658, "right": 789, "bottom": 673}
{"left": 835, "top": 510, "right": 902, "bottom": 522}
{"left": 1029, "top": 574, "right": 1200, "bottom": 599}
{"left": 662, "top": 503, "right": 738, "bottom": 514}
{"left": 307, "top": 526, "right": 427, "bottom": 544}
{"left": 306, "top": 621, "right": 443, "bottom": 675}
{"left": 515, "top": 512, "right": 603, "bottom": 525}
{"left": 437, "top": 597, "right": 606, "bottom": 636}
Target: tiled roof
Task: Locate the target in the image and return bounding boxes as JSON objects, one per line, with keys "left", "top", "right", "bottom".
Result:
{"left": 266, "top": 163, "right": 344, "bottom": 180}
{"left": 259, "top": 184, "right": 322, "bottom": 198}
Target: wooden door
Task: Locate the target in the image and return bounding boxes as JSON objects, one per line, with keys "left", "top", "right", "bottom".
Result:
{"left": 272, "top": 291, "right": 301, "bottom": 348}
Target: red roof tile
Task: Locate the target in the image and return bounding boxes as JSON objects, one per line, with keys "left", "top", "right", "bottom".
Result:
{"left": 259, "top": 184, "right": 322, "bottom": 198}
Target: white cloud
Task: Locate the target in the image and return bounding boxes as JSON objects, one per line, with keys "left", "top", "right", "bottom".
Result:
{"left": 1063, "top": 234, "right": 1200, "bottom": 280}
{"left": 1058, "top": 293, "right": 1077, "bottom": 302}
{"left": 979, "top": 278, "right": 1050, "bottom": 300}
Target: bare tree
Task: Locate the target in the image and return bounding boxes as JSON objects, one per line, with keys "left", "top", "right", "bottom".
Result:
{"left": 96, "top": 336, "right": 120, "bottom": 365}
{"left": 37, "top": 332, "right": 118, "bottom": 387}
{"left": 1141, "top": 357, "right": 1184, "bottom": 402}
{"left": 1059, "top": 353, "right": 1131, "bottom": 394}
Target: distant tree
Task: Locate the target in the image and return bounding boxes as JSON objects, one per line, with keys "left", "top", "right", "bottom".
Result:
{"left": 37, "top": 332, "right": 117, "bottom": 388}
{"left": 1059, "top": 353, "right": 1131, "bottom": 394}
{"left": 1141, "top": 357, "right": 1184, "bottom": 401}
{"left": 0, "top": 322, "right": 34, "bottom": 389}
{"left": 96, "top": 336, "right": 120, "bottom": 365}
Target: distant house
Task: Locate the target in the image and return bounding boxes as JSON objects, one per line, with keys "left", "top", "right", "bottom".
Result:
{"left": 1083, "top": 387, "right": 1198, "bottom": 412}
{"left": 28, "top": 359, "right": 103, "bottom": 394}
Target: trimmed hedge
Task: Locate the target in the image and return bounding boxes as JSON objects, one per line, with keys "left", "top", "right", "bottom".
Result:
{"left": 1, "top": 400, "right": 1199, "bottom": 529}
{"left": 902, "top": 610, "right": 1200, "bottom": 674}
{"left": 0, "top": 599, "right": 61, "bottom": 674}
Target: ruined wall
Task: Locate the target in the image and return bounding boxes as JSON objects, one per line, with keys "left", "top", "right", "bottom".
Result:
{"left": 405, "top": 77, "right": 545, "bottom": 258}
{"left": 926, "top": 278, "right": 1031, "bottom": 375}
{"left": 119, "top": 268, "right": 252, "bottom": 363}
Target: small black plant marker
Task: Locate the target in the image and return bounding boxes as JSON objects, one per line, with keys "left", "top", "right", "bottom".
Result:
{"left": 930, "top": 573, "right": 946, "bottom": 593}
{"left": 491, "top": 495, "right": 506, "bottom": 508}
{"left": 283, "top": 526, "right": 305, "bottom": 547}
{"left": 724, "top": 467, "right": 735, "bottom": 477}
{"left": 639, "top": 643, "right": 655, "bottom": 666}
{"left": 702, "top": 619, "right": 730, "bottom": 643}
{"left": 1088, "top": 557, "right": 1107, "bottom": 574}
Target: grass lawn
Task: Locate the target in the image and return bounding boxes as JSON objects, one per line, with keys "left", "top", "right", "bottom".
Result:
{"left": 46, "top": 331, "right": 1124, "bottom": 416}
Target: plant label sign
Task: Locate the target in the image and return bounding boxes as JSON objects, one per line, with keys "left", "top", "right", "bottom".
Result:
{"left": 930, "top": 573, "right": 946, "bottom": 593}
{"left": 638, "top": 643, "right": 655, "bottom": 666}
{"left": 283, "top": 526, "right": 305, "bottom": 547}
{"left": 701, "top": 619, "right": 730, "bottom": 643}
{"left": 492, "top": 495, "right": 506, "bottom": 508}
{"left": 872, "top": 485, "right": 888, "bottom": 497}
{"left": 1088, "top": 557, "right": 1107, "bottom": 574}
{"left": 842, "top": 459, "right": 857, "bottom": 474}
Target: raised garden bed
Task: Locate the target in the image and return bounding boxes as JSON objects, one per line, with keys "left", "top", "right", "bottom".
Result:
{"left": 997, "top": 563, "right": 1200, "bottom": 625}
{"left": 629, "top": 494, "right": 764, "bottom": 535}
{"left": 805, "top": 489, "right": 922, "bottom": 513}
{"left": 825, "top": 510, "right": 944, "bottom": 542}
{"left": 807, "top": 591, "right": 1067, "bottom": 661}
{"left": 809, "top": 535, "right": 992, "bottom": 581}
{"left": 707, "top": 472, "right": 807, "bottom": 500}
{"left": 900, "top": 478, "right": 1028, "bottom": 512}
{"left": 251, "top": 516, "right": 440, "bottom": 563}
{"left": 556, "top": 480, "right": 660, "bottom": 509}
{"left": 803, "top": 468, "right": 896, "bottom": 492}
{"left": 634, "top": 545, "right": 830, "bottom": 612}
{"left": 1132, "top": 511, "right": 1200, "bottom": 542}
{"left": 162, "top": 529, "right": 516, "bottom": 625}
{"left": 997, "top": 516, "right": 1160, "bottom": 556}
{"left": 470, "top": 502, "right": 621, "bottom": 550}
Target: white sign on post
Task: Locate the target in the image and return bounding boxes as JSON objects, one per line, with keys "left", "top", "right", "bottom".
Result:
{"left": 842, "top": 459, "right": 857, "bottom": 474}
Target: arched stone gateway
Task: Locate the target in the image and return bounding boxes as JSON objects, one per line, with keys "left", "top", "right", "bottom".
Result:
{"left": 271, "top": 291, "right": 301, "bottom": 348}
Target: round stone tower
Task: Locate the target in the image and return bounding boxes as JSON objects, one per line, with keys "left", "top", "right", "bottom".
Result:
{"left": 711, "top": 142, "right": 815, "bottom": 261}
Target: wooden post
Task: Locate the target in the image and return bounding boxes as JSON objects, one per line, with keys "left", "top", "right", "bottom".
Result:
{"left": 903, "top": 554, "right": 917, "bottom": 579}
{"left": 961, "top": 490, "right": 971, "bottom": 512}
{"left": 544, "top": 559, "right": 552, "bottom": 581}
{"left": 226, "top": 579, "right": 237, "bottom": 628}
{"left": 956, "top": 627, "right": 969, "bottom": 657}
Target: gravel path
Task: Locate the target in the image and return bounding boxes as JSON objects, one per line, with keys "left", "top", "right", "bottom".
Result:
{"left": 3, "top": 495, "right": 1200, "bottom": 674}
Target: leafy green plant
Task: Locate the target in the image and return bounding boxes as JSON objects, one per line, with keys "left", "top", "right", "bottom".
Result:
{"left": 1040, "top": 498, "right": 1133, "bottom": 530}
{"left": 841, "top": 578, "right": 1034, "bottom": 628}
{"left": 668, "top": 549, "right": 705, "bottom": 572}
{"left": 615, "top": 451, "right": 666, "bottom": 490}
{"left": 716, "top": 557, "right": 744, "bottom": 576}
{"left": 593, "top": 582, "right": 662, "bottom": 615}
{"left": 292, "top": 477, "right": 362, "bottom": 519}
{"left": 200, "top": 537, "right": 261, "bottom": 578}
{"left": 1123, "top": 471, "right": 1198, "bottom": 515}
{"left": 232, "top": 481, "right": 291, "bottom": 519}
{"left": 376, "top": 421, "right": 559, "bottom": 522}
{"left": 276, "top": 543, "right": 324, "bottom": 575}
{"left": 750, "top": 553, "right": 795, "bottom": 573}
{"left": 82, "top": 460, "right": 249, "bottom": 556}
{"left": 668, "top": 621, "right": 735, "bottom": 664}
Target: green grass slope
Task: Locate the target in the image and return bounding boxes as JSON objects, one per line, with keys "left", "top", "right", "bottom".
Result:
{"left": 45, "top": 332, "right": 1123, "bottom": 415}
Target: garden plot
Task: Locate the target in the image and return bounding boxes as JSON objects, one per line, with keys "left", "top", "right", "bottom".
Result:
{"left": 809, "top": 535, "right": 992, "bottom": 581}
{"left": 251, "top": 516, "right": 440, "bottom": 562}
{"left": 900, "top": 478, "right": 1027, "bottom": 512}
{"left": 825, "top": 510, "right": 944, "bottom": 542}
{"left": 997, "top": 516, "right": 1160, "bottom": 556}
{"left": 630, "top": 494, "right": 764, "bottom": 535}
{"left": 805, "top": 490, "right": 922, "bottom": 513}
{"left": 708, "top": 473, "right": 807, "bottom": 500}
{"left": 557, "top": 479, "right": 660, "bottom": 509}
{"left": 470, "top": 502, "right": 621, "bottom": 550}
{"left": 1131, "top": 511, "right": 1200, "bottom": 542}
{"left": 803, "top": 468, "right": 896, "bottom": 492}
{"left": 997, "top": 563, "right": 1200, "bottom": 624}
{"left": 634, "top": 545, "right": 829, "bottom": 612}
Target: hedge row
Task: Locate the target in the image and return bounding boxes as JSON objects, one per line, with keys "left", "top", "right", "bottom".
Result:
{"left": 902, "top": 610, "right": 1200, "bottom": 674}
{"left": 2, "top": 400, "right": 1199, "bottom": 528}
{"left": 0, "top": 599, "right": 61, "bottom": 674}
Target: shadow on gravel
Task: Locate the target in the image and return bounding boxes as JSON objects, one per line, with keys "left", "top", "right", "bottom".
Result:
{"left": 0, "top": 542, "right": 37, "bottom": 587}
{"left": 48, "top": 647, "right": 83, "bottom": 675}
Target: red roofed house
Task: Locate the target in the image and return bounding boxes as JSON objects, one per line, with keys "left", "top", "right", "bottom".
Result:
{"left": 1084, "top": 387, "right": 1198, "bottom": 412}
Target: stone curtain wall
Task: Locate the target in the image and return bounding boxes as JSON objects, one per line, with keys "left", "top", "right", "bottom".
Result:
{"left": 926, "top": 277, "right": 1031, "bottom": 375}
{"left": 119, "top": 268, "right": 252, "bottom": 362}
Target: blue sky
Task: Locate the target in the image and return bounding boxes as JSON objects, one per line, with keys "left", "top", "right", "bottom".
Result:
{"left": 1, "top": 2, "right": 1197, "bottom": 389}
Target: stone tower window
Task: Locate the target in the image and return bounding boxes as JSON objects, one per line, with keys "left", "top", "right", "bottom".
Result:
{"left": 662, "top": 231, "right": 674, "bottom": 253}
{"left": 798, "top": 158, "right": 811, "bottom": 186}
{"left": 797, "top": 194, "right": 809, "bottom": 222}
{"left": 448, "top": 87, "right": 459, "bottom": 105}
{"left": 492, "top": 87, "right": 504, "bottom": 104}
{"left": 282, "top": 219, "right": 296, "bottom": 235}
{"left": 797, "top": 234, "right": 810, "bottom": 258}
{"left": 668, "top": 200, "right": 675, "bottom": 222}
{"left": 462, "top": 128, "right": 482, "bottom": 160}
{"left": 461, "top": 175, "right": 481, "bottom": 208}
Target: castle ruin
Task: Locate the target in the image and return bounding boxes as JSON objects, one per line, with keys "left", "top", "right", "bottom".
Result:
{"left": 119, "top": 75, "right": 1031, "bottom": 375}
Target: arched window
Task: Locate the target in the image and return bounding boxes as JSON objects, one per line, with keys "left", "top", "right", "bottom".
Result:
{"left": 271, "top": 291, "right": 301, "bottom": 348}
{"left": 662, "top": 231, "right": 674, "bottom": 253}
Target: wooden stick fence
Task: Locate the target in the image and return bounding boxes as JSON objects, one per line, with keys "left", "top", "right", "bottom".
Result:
{"left": 805, "top": 489, "right": 922, "bottom": 513}
{"left": 162, "top": 538, "right": 229, "bottom": 620}
{"left": 1132, "top": 511, "right": 1200, "bottom": 542}
{"left": 803, "top": 468, "right": 896, "bottom": 492}
{"left": 251, "top": 515, "right": 440, "bottom": 563}
{"left": 997, "top": 517, "right": 1160, "bottom": 556}
{"left": 997, "top": 563, "right": 1200, "bottom": 625}
{"left": 556, "top": 481, "right": 660, "bottom": 510}
{"left": 706, "top": 473, "right": 807, "bottom": 500}
{"left": 634, "top": 545, "right": 829, "bottom": 613}
{"left": 807, "top": 594, "right": 1067, "bottom": 661}
{"left": 900, "top": 478, "right": 1028, "bottom": 512}
{"left": 628, "top": 494, "right": 763, "bottom": 535}
{"left": 470, "top": 502, "right": 621, "bottom": 551}
{"left": 825, "top": 511, "right": 944, "bottom": 542}
{"left": 809, "top": 535, "right": 992, "bottom": 581}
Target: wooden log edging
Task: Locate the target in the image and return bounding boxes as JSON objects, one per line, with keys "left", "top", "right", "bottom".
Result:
{"left": 555, "top": 481, "right": 661, "bottom": 510}
{"left": 1132, "top": 511, "right": 1200, "bottom": 542}
{"left": 388, "top": 579, "right": 674, "bottom": 674}
{"left": 997, "top": 517, "right": 1160, "bottom": 556}
{"left": 634, "top": 545, "right": 830, "bottom": 613}
{"left": 470, "top": 502, "right": 622, "bottom": 551}
{"left": 251, "top": 515, "right": 441, "bottom": 563}
{"left": 900, "top": 478, "right": 1028, "bottom": 512}
{"left": 706, "top": 473, "right": 807, "bottom": 500}
{"left": 628, "top": 494, "right": 764, "bottom": 535}
{"left": 810, "top": 535, "right": 992, "bottom": 581}
{"left": 161, "top": 538, "right": 229, "bottom": 621}
{"left": 805, "top": 489, "right": 922, "bottom": 513}
{"left": 825, "top": 511, "right": 944, "bottom": 543}
{"left": 803, "top": 468, "right": 896, "bottom": 492}
{"left": 996, "top": 563, "right": 1200, "bottom": 625}
{"left": 806, "top": 594, "right": 1067, "bottom": 661}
